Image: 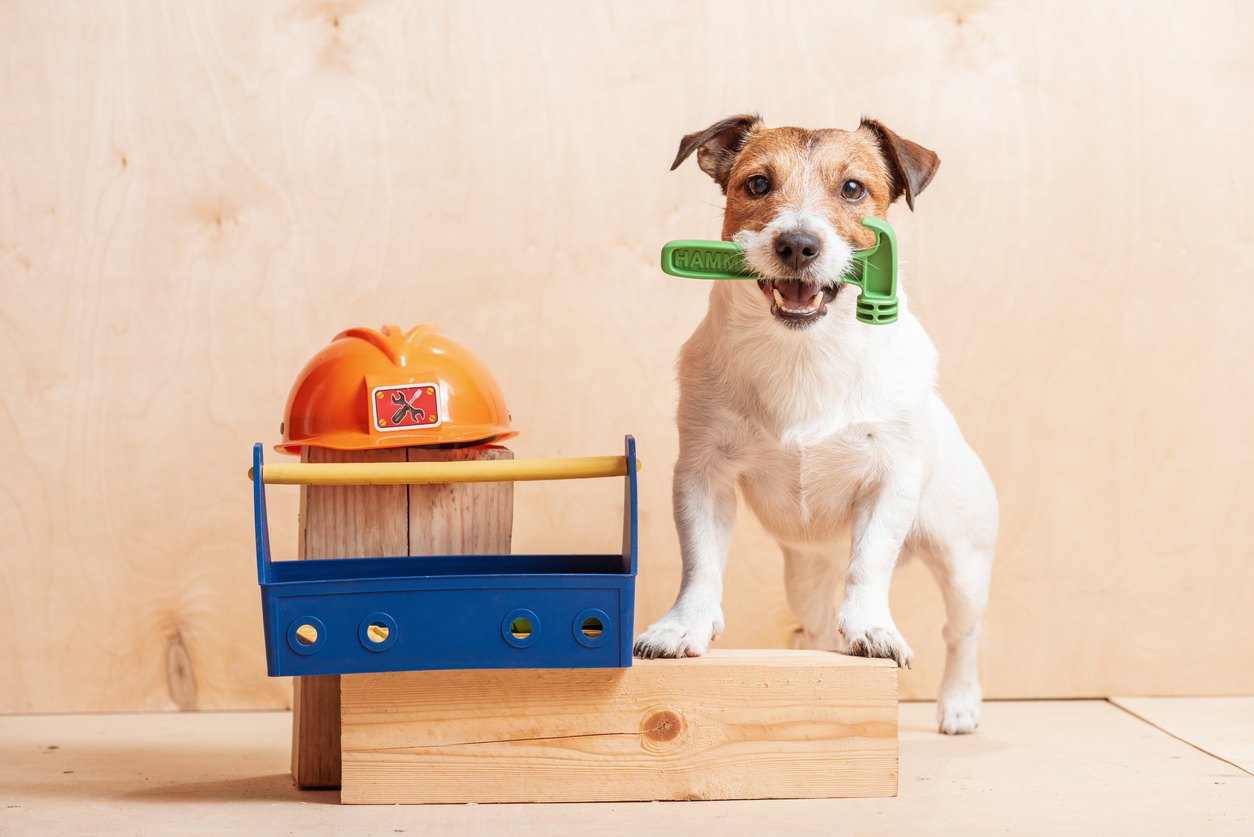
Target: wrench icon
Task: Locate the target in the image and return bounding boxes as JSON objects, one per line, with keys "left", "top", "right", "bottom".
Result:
{"left": 390, "top": 390, "right": 426, "bottom": 425}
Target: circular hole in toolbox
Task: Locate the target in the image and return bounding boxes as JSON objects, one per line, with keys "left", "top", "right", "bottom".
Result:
{"left": 502, "top": 608, "right": 540, "bottom": 648}
{"left": 358, "top": 611, "right": 398, "bottom": 652}
{"left": 287, "top": 616, "right": 326, "bottom": 655}
{"left": 295, "top": 624, "right": 319, "bottom": 646}
{"left": 573, "top": 608, "right": 612, "bottom": 648}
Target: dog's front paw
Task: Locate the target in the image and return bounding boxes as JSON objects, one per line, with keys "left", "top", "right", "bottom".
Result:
{"left": 937, "top": 683, "right": 982, "bottom": 734}
{"left": 633, "top": 611, "right": 723, "bottom": 659}
{"left": 837, "top": 616, "right": 914, "bottom": 669}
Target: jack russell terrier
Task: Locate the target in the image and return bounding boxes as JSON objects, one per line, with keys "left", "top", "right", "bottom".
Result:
{"left": 633, "top": 115, "right": 998, "bottom": 735}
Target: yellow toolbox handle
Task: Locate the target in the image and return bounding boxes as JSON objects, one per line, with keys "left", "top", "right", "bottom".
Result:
{"left": 248, "top": 455, "right": 641, "bottom": 486}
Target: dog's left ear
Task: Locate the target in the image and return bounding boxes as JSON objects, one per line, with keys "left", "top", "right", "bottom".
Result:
{"left": 859, "top": 118, "right": 940, "bottom": 211}
{"left": 671, "top": 114, "right": 763, "bottom": 192}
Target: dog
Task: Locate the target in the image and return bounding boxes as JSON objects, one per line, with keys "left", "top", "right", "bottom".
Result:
{"left": 632, "top": 115, "right": 998, "bottom": 735}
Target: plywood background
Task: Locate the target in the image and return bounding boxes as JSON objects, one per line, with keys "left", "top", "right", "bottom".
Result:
{"left": 1, "top": 0, "right": 1251, "bottom": 712}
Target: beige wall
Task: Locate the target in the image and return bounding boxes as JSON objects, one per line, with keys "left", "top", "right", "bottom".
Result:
{"left": 2, "top": 1, "right": 1252, "bottom": 712}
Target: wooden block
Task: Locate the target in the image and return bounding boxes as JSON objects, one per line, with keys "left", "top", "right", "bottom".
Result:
{"left": 340, "top": 649, "right": 898, "bottom": 803}
{"left": 407, "top": 446, "right": 513, "bottom": 555}
{"left": 290, "top": 671, "right": 340, "bottom": 788}
{"left": 291, "top": 446, "right": 408, "bottom": 788}
{"left": 300, "top": 446, "right": 410, "bottom": 562}
{"left": 291, "top": 444, "right": 514, "bottom": 790}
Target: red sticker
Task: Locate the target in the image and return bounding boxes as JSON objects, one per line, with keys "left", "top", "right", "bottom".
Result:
{"left": 371, "top": 383, "right": 441, "bottom": 432}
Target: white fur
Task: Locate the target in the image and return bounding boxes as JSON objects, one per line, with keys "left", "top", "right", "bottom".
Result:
{"left": 634, "top": 211, "right": 998, "bottom": 735}
{"left": 734, "top": 208, "right": 854, "bottom": 287}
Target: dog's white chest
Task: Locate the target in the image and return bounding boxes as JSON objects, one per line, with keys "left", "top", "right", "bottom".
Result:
{"left": 737, "top": 420, "right": 878, "bottom": 547}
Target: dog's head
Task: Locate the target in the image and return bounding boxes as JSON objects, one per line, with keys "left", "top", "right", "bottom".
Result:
{"left": 672, "top": 115, "right": 939, "bottom": 328}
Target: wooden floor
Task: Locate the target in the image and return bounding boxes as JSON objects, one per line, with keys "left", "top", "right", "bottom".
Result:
{"left": 1, "top": 699, "right": 1250, "bottom": 835}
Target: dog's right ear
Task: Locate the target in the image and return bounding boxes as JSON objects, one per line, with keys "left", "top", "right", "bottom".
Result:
{"left": 859, "top": 118, "right": 940, "bottom": 211}
{"left": 671, "top": 114, "right": 763, "bottom": 192}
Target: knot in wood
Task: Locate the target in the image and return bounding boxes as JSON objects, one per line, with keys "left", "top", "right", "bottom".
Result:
{"left": 641, "top": 708, "right": 682, "bottom": 743}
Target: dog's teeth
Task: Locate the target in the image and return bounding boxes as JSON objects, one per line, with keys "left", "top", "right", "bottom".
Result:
{"left": 772, "top": 285, "right": 825, "bottom": 314}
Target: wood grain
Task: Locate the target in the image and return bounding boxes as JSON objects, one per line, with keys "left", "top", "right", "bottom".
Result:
{"left": 300, "top": 447, "right": 409, "bottom": 563}
{"left": 340, "top": 650, "right": 898, "bottom": 803}
{"left": 4, "top": 704, "right": 1252, "bottom": 833}
{"left": 408, "top": 446, "right": 513, "bottom": 556}
{"left": 0, "top": 0, "right": 1252, "bottom": 713}
{"left": 1110, "top": 697, "right": 1254, "bottom": 775}
{"left": 292, "top": 445, "right": 514, "bottom": 788}
{"left": 289, "top": 666, "right": 341, "bottom": 790}
{"left": 293, "top": 446, "right": 409, "bottom": 788}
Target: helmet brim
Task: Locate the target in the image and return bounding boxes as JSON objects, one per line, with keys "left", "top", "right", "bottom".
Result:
{"left": 276, "top": 427, "right": 518, "bottom": 456}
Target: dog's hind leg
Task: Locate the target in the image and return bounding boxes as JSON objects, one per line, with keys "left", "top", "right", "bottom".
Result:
{"left": 783, "top": 545, "right": 843, "bottom": 650}
{"left": 918, "top": 536, "right": 992, "bottom": 734}
{"left": 915, "top": 394, "right": 998, "bottom": 733}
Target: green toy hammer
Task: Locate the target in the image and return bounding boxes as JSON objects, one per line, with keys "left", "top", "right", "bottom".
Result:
{"left": 659, "top": 216, "right": 899, "bottom": 325}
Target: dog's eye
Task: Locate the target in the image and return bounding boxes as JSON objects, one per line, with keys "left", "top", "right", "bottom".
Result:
{"left": 745, "top": 176, "right": 771, "bottom": 197}
{"left": 840, "top": 180, "right": 865, "bottom": 201}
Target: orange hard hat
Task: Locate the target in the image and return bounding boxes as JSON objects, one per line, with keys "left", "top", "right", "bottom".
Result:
{"left": 277, "top": 324, "right": 516, "bottom": 455}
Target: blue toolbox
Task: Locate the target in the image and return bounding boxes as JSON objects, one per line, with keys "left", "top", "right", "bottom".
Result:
{"left": 251, "top": 435, "right": 639, "bottom": 676}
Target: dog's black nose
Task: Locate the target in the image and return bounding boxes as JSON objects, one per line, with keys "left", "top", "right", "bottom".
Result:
{"left": 774, "top": 230, "right": 822, "bottom": 271}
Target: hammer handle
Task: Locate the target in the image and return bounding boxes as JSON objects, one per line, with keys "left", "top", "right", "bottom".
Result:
{"left": 249, "top": 455, "right": 641, "bottom": 486}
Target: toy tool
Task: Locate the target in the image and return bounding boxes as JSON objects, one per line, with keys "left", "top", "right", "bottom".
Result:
{"left": 251, "top": 436, "right": 640, "bottom": 676}
{"left": 659, "top": 216, "right": 900, "bottom": 324}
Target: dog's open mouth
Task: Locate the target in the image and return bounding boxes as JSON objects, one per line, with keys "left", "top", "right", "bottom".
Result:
{"left": 757, "top": 279, "right": 841, "bottom": 324}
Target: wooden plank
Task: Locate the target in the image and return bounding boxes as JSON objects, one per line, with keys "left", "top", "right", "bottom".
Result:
{"left": 340, "top": 650, "right": 898, "bottom": 803}
{"left": 408, "top": 446, "right": 513, "bottom": 556}
{"left": 6, "top": 0, "right": 1254, "bottom": 720}
{"left": 290, "top": 670, "right": 341, "bottom": 789}
{"left": 6, "top": 703, "right": 1254, "bottom": 833}
{"left": 292, "top": 445, "right": 514, "bottom": 789}
{"left": 1110, "top": 697, "right": 1254, "bottom": 775}
{"left": 292, "top": 446, "right": 410, "bottom": 789}
{"left": 292, "top": 446, "right": 408, "bottom": 788}
{"left": 300, "top": 447, "right": 409, "bottom": 563}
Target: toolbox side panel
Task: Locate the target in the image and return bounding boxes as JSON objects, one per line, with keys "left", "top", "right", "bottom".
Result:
{"left": 270, "top": 583, "right": 629, "bottom": 675}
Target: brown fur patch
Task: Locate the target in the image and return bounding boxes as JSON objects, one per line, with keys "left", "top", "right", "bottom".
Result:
{"left": 719, "top": 126, "right": 909, "bottom": 248}
{"left": 673, "top": 117, "right": 940, "bottom": 247}
{"left": 670, "top": 114, "right": 763, "bottom": 190}
{"left": 859, "top": 118, "right": 941, "bottom": 211}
